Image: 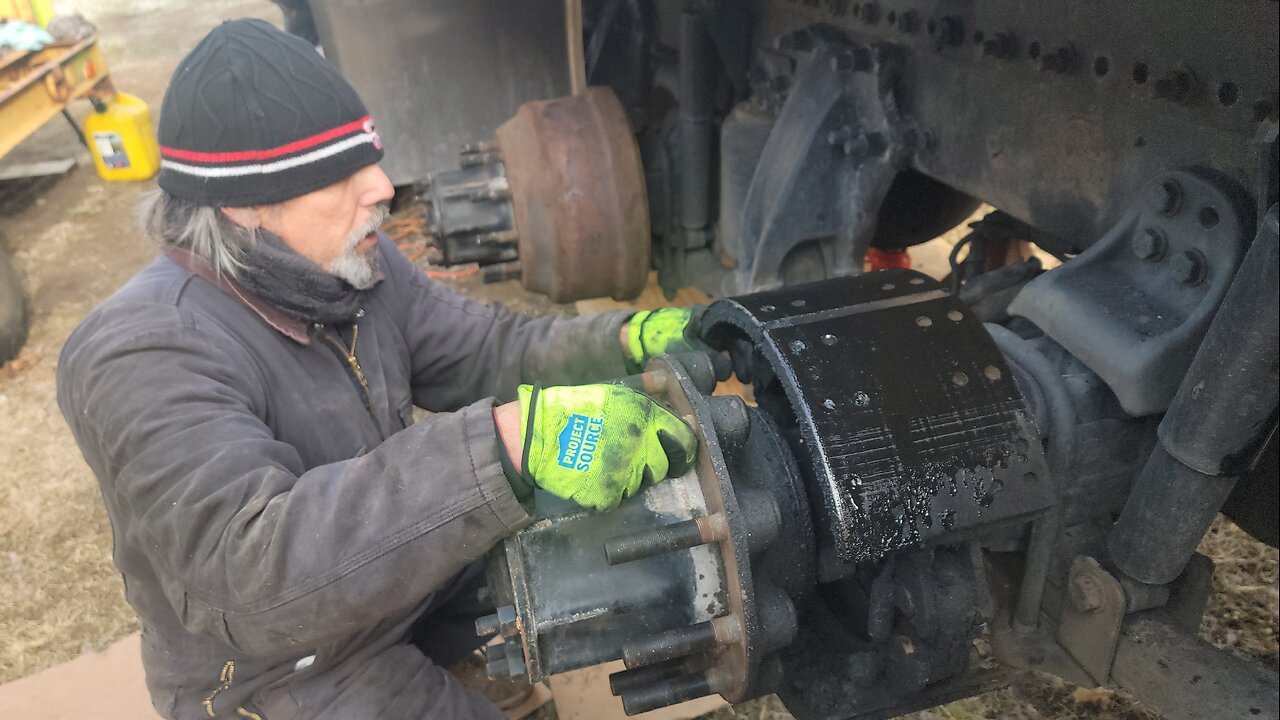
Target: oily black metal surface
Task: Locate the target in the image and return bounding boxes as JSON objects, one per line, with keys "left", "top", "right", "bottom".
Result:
{"left": 775, "top": 547, "right": 994, "bottom": 720}
{"left": 481, "top": 356, "right": 814, "bottom": 713}
{"left": 481, "top": 469, "right": 729, "bottom": 682}
{"left": 703, "top": 270, "right": 1052, "bottom": 572}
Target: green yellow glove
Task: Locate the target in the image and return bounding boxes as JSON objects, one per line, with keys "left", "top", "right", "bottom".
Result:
{"left": 626, "top": 306, "right": 731, "bottom": 380}
{"left": 511, "top": 383, "right": 698, "bottom": 511}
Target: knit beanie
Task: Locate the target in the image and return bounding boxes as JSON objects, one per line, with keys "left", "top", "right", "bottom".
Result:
{"left": 156, "top": 19, "right": 383, "bottom": 207}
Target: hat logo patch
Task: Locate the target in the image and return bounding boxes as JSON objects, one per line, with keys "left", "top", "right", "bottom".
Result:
{"left": 363, "top": 119, "right": 382, "bottom": 150}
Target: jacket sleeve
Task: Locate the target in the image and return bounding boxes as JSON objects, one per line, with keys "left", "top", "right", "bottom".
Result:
{"left": 57, "top": 306, "right": 529, "bottom": 657}
{"left": 377, "top": 237, "right": 634, "bottom": 410}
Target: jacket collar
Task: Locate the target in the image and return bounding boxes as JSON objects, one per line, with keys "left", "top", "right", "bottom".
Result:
{"left": 163, "top": 245, "right": 313, "bottom": 345}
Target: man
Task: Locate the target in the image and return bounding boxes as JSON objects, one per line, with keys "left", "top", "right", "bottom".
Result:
{"left": 57, "top": 19, "right": 719, "bottom": 720}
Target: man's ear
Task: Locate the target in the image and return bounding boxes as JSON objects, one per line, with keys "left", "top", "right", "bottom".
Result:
{"left": 220, "top": 206, "right": 262, "bottom": 229}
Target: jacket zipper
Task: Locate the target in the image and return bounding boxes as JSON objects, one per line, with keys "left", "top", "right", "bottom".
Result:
{"left": 315, "top": 309, "right": 378, "bottom": 421}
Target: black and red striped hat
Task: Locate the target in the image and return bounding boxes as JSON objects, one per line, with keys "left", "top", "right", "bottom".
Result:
{"left": 156, "top": 19, "right": 383, "bottom": 207}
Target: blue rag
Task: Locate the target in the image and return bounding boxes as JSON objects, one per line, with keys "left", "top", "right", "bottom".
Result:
{"left": 0, "top": 20, "right": 55, "bottom": 52}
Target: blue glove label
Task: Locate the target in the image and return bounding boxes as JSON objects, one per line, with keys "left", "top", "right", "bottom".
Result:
{"left": 558, "top": 414, "right": 603, "bottom": 472}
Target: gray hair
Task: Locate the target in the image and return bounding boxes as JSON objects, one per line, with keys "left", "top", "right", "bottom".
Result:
{"left": 139, "top": 189, "right": 256, "bottom": 279}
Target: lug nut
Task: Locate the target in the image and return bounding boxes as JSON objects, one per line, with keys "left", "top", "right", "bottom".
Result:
{"left": 1172, "top": 250, "right": 1208, "bottom": 286}
{"left": 1132, "top": 228, "right": 1167, "bottom": 260}
{"left": 708, "top": 395, "right": 751, "bottom": 450}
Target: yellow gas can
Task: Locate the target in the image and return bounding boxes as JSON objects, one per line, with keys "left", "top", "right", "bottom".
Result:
{"left": 83, "top": 92, "right": 161, "bottom": 181}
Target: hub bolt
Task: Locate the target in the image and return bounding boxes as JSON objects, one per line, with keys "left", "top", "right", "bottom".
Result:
{"left": 1172, "top": 250, "right": 1208, "bottom": 286}
{"left": 1132, "top": 228, "right": 1167, "bottom": 260}
{"left": 1149, "top": 180, "right": 1182, "bottom": 216}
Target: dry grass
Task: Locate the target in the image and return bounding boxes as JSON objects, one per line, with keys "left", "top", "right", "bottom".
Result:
{"left": 0, "top": 198, "right": 142, "bottom": 682}
{"left": 0, "top": 0, "right": 281, "bottom": 685}
{"left": 1197, "top": 516, "right": 1280, "bottom": 667}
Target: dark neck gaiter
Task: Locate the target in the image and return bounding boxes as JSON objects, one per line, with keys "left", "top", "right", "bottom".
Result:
{"left": 235, "top": 230, "right": 378, "bottom": 325}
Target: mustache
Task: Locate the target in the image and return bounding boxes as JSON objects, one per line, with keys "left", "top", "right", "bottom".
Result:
{"left": 346, "top": 204, "right": 391, "bottom": 248}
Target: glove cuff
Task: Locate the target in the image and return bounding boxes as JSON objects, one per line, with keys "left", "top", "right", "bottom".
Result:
{"left": 515, "top": 383, "right": 543, "bottom": 492}
{"left": 495, "top": 433, "right": 534, "bottom": 502}
{"left": 625, "top": 310, "right": 651, "bottom": 368}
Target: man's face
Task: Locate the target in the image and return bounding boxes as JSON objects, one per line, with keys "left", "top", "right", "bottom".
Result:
{"left": 253, "top": 164, "right": 395, "bottom": 287}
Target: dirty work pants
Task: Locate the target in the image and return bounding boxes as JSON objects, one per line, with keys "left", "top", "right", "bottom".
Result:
{"left": 255, "top": 562, "right": 506, "bottom": 720}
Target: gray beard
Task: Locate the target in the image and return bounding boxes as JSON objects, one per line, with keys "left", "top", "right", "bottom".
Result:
{"left": 328, "top": 205, "right": 389, "bottom": 289}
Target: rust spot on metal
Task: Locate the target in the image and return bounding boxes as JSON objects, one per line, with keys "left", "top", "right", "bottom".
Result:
{"left": 495, "top": 87, "right": 649, "bottom": 302}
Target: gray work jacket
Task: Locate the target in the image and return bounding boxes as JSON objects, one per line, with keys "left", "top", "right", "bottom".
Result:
{"left": 56, "top": 235, "right": 630, "bottom": 718}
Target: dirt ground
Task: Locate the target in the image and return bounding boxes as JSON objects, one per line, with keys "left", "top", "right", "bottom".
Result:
{"left": 0, "top": 1, "right": 1275, "bottom": 718}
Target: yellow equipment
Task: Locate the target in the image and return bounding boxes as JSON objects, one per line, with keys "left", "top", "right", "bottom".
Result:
{"left": 0, "top": 0, "right": 53, "bottom": 27}
{"left": 0, "top": 36, "right": 111, "bottom": 159}
{"left": 82, "top": 92, "right": 160, "bottom": 181}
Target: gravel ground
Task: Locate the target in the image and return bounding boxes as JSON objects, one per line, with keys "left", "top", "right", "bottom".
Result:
{"left": 0, "top": 1, "right": 1275, "bottom": 718}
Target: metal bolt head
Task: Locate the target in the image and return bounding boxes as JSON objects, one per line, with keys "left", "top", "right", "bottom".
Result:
{"left": 862, "top": 1, "right": 881, "bottom": 24}
{"left": 1132, "top": 228, "right": 1167, "bottom": 260}
{"left": 935, "top": 16, "right": 964, "bottom": 49}
{"left": 827, "top": 126, "right": 854, "bottom": 146}
{"left": 1148, "top": 179, "right": 1182, "bottom": 216}
{"left": 842, "top": 135, "right": 871, "bottom": 158}
{"left": 1172, "top": 250, "right": 1208, "bottom": 286}
{"left": 1069, "top": 575, "right": 1104, "bottom": 614}
{"left": 708, "top": 395, "right": 751, "bottom": 449}
{"left": 898, "top": 10, "right": 920, "bottom": 33}
{"left": 1155, "top": 70, "right": 1193, "bottom": 103}
{"left": 982, "top": 33, "right": 1016, "bottom": 60}
{"left": 1040, "top": 47, "right": 1074, "bottom": 74}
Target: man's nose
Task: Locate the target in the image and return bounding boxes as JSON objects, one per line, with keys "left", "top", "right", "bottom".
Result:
{"left": 357, "top": 165, "right": 395, "bottom": 206}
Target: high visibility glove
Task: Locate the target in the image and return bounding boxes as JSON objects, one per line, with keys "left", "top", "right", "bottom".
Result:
{"left": 626, "top": 306, "right": 731, "bottom": 381}
{"left": 510, "top": 383, "right": 698, "bottom": 512}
